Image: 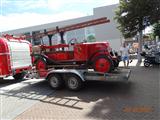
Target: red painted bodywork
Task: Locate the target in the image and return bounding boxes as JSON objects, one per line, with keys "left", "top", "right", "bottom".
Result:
{"left": 36, "top": 42, "right": 113, "bottom": 77}
{"left": 74, "top": 42, "right": 111, "bottom": 61}
{"left": 40, "top": 42, "right": 111, "bottom": 62}
{"left": 0, "top": 38, "right": 11, "bottom": 77}
{"left": 0, "top": 36, "right": 32, "bottom": 78}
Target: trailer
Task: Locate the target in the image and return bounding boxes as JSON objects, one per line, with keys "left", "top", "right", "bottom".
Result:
{"left": 27, "top": 18, "right": 124, "bottom": 90}
{"left": 44, "top": 68, "right": 131, "bottom": 91}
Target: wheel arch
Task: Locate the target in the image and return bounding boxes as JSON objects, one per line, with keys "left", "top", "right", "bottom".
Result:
{"left": 34, "top": 54, "right": 47, "bottom": 65}
{"left": 88, "top": 51, "right": 111, "bottom": 65}
{"left": 46, "top": 69, "right": 85, "bottom": 82}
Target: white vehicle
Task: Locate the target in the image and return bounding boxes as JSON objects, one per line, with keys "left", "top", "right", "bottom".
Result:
{"left": 0, "top": 34, "right": 32, "bottom": 80}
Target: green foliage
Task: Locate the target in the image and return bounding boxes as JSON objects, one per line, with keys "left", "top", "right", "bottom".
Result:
{"left": 153, "top": 22, "right": 160, "bottom": 37}
{"left": 87, "top": 35, "right": 96, "bottom": 42}
{"left": 148, "top": 33, "right": 154, "bottom": 41}
{"left": 115, "top": 0, "right": 160, "bottom": 38}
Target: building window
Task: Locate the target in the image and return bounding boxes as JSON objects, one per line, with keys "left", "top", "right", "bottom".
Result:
{"left": 66, "top": 28, "right": 85, "bottom": 43}
{"left": 32, "top": 31, "right": 41, "bottom": 45}
{"left": 51, "top": 34, "right": 60, "bottom": 45}
{"left": 23, "top": 32, "right": 31, "bottom": 43}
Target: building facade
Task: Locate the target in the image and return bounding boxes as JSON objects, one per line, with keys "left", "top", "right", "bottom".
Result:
{"left": 3, "top": 4, "right": 123, "bottom": 51}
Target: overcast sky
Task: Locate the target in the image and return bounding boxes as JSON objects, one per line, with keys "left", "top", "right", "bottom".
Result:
{"left": 0, "top": 0, "right": 119, "bottom": 32}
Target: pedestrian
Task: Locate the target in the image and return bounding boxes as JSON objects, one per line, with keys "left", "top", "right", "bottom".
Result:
{"left": 120, "top": 43, "right": 130, "bottom": 67}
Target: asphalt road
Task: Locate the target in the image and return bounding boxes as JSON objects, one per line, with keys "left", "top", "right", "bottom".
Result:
{"left": 0, "top": 64, "right": 159, "bottom": 120}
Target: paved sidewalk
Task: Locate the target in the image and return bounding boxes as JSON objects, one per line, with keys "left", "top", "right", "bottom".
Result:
{"left": 0, "top": 79, "right": 54, "bottom": 120}
{"left": 14, "top": 60, "right": 159, "bottom": 120}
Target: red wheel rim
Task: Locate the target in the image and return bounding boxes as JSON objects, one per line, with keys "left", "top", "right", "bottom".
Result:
{"left": 36, "top": 60, "right": 46, "bottom": 70}
{"left": 95, "top": 58, "right": 111, "bottom": 73}
{"left": 36, "top": 60, "right": 47, "bottom": 77}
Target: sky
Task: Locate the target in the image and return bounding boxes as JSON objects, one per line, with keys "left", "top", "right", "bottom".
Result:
{"left": 0, "top": 0, "right": 119, "bottom": 32}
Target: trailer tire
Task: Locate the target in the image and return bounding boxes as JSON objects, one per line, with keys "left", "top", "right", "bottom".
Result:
{"left": 48, "top": 74, "right": 64, "bottom": 89}
{"left": 66, "top": 74, "right": 83, "bottom": 91}
{"left": 13, "top": 72, "right": 26, "bottom": 80}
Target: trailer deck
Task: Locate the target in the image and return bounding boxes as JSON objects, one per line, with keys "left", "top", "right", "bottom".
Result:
{"left": 84, "top": 68, "right": 131, "bottom": 81}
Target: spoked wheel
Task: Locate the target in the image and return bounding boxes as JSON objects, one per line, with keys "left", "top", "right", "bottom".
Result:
{"left": 66, "top": 74, "right": 83, "bottom": 91}
{"left": 93, "top": 55, "right": 113, "bottom": 73}
{"left": 36, "top": 59, "right": 48, "bottom": 77}
{"left": 48, "top": 74, "right": 64, "bottom": 89}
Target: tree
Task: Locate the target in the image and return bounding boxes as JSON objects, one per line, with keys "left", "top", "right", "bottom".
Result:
{"left": 115, "top": 0, "right": 160, "bottom": 61}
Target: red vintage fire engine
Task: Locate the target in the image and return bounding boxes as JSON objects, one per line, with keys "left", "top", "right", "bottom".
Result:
{"left": 31, "top": 17, "right": 120, "bottom": 78}
{"left": 0, "top": 34, "right": 32, "bottom": 80}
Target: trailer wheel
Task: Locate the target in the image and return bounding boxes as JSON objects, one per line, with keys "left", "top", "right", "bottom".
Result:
{"left": 13, "top": 72, "right": 26, "bottom": 80}
{"left": 48, "top": 74, "right": 64, "bottom": 89}
{"left": 66, "top": 74, "right": 83, "bottom": 91}
{"left": 92, "top": 55, "right": 113, "bottom": 73}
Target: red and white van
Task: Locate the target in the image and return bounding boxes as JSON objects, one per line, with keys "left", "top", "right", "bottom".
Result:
{"left": 0, "top": 34, "right": 32, "bottom": 80}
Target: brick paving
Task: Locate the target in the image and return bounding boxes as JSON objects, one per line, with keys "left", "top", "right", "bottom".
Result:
{"left": 0, "top": 79, "right": 54, "bottom": 120}
{"left": 14, "top": 63, "right": 159, "bottom": 120}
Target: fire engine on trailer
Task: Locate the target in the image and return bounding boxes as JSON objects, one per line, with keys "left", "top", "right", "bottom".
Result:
{"left": 30, "top": 17, "right": 130, "bottom": 90}
{"left": 0, "top": 17, "right": 131, "bottom": 90}
{"left": 31, "top": 18, "right": 119, "bottom": 75}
